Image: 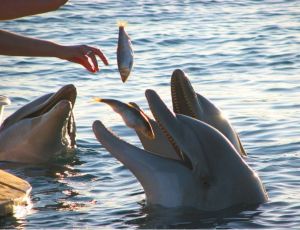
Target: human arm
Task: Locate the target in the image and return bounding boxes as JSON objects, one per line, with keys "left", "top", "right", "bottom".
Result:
{"left": 0, "top": 30, "right": 109, "bottom": 72}
{"left": 0, "top": 0, "right": 69, "bottom": 20}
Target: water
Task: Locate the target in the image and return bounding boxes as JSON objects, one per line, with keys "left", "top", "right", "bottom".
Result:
{"left": 0, "top": 0, "right": 299, "bottom": 228}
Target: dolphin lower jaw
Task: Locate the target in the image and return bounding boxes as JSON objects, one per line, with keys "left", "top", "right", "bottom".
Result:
{"left": 46, "top": 100, "right": 75, "bottom": 148}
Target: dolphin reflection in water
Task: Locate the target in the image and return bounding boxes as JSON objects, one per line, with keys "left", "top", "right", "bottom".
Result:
{"left": 93, "top": 70, "right": 267, "bottom": 211}
{"left": 0, "top": 85, "right": 77, "bottom": 164}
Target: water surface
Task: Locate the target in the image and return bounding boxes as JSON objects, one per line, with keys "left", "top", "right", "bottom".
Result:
{"left": 0, "top": 0, "right": 299, "bottom": 228}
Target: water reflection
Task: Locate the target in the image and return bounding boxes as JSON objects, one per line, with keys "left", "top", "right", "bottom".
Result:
{"left": 125, "top": 204, "right": 264, "bottom": 229}
{"left": 0, "top": 150, "right": 93, "bottom": 227}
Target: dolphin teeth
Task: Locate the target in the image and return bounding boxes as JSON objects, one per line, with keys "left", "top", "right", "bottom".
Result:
{"left": 171, "top": 79, "right": 180, "bottom": 113}
{"left": 171, "top": 74, "right": 197, "bottom": 118}
{"left": 152, "top": 109, "right": 185, "bottom": 162}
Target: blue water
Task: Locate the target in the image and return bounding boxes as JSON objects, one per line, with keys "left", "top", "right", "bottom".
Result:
{"left": 1, "top": 0, "right": 300, "bottom": 228}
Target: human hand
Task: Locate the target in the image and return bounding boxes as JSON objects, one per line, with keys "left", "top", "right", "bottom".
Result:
{"left": 59, "top": 45, "right": 109, "bottom": 73}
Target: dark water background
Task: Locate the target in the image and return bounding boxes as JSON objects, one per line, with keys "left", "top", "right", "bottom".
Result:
{"left": 0, "top": 0, "right": 299, "bottom": 228}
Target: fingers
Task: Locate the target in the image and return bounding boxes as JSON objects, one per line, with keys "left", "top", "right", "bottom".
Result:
{"left": 89, "top": 47, "right": 109, "bottom": 66}
{"left": 86, "top": 51, "right": 99, "bottom": 72}
{"left": 68, "top": 56, "right": 95, "bottom": 73}
{"left": 83, "top": 46, "right": 109, "bottom": 73}
{"left": 64, "top": 45, "right": 109, "bottom": 73}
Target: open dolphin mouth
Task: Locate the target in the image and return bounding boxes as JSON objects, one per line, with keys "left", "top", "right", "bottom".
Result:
{"left": 0, "top": 84, "right": 77, "bottom": 147}
{"left": 145, "top": 89, "right": 196, "bottom": 169}
{"left": 171, "top": 69, "right": 202, "bottom": 119}
{"left": 170, "top": 69, "right": 247, "bottom": 157}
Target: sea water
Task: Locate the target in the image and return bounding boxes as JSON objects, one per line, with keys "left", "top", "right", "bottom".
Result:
{"left": 0, "top": 0, "right": 299, "bottom": 228}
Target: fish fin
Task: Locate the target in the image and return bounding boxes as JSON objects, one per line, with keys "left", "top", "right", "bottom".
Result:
{"left": 117, "top": 20, "right": 128, "bottom": 27}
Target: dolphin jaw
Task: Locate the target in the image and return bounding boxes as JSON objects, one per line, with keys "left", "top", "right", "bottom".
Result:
{"left": 171, "top": 69, "right": 203, "bottom": 119}
{"left": 30, "top": 95, "right": 76, "bottom": 149}
{"left": 0, "top": 85, "right": 77, "bottom": 151}
{"left": 47, "top": 100, "right": 75, "bottom": 148}
{"left": 145, "top": 89, "right": 189, "bottom": 163}
{"left": 25, "top": 100, "right": 75, "bottom": 152}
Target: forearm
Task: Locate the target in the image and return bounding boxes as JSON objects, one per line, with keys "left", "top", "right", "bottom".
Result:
{"left": 0, "top": 30, "right": 63, "bottom": 58}
{"left": 0, "top": 0, "right": 68, "bottom": 20}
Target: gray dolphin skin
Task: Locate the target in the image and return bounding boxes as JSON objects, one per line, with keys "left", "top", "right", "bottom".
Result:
{"left": 171, "top": 69, "right": 247, "bottom": 156}
{"left": 0, "top": 84, "right": 77, "bottom": 163}
{"left": 93, "top": 89, "right": 268, "bottom": 211}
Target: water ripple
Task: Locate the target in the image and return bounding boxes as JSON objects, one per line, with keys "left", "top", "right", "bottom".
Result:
{"left": 1, "top": 0, "right": 299, "bottom": 228}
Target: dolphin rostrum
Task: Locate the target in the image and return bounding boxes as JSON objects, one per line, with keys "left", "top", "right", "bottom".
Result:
{"left": 0, "top": 85, "right": 77, "bottom": 163}
{"left": 93, "top": 89, "right": 267, "bottom": 211}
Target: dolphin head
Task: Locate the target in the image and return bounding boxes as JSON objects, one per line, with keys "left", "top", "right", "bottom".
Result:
{"left": 93, "top": 89, "right": 267, "bottom": 211}
{"left": 171, "top": 69, "right": 246, "bottom": 156}
{"left": 0, "top": 85, "right": 77, "bottom": 163}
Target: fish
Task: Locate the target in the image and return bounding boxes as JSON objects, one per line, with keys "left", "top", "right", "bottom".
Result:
{"left": 93, "top": 98, "right": 154, "bottom": 139}
{"left": 117, "top": 21, "right": 134, "bottom": 83}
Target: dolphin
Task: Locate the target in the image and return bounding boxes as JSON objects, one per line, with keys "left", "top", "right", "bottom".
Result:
{"left": 0, "top": 85, "right": 77, "bottom": 163}
{"left": 93, "top": 89, "right": 267, "bottom": 211}
{"left": 170, "top": 69, "right": 246, "bottom": 156}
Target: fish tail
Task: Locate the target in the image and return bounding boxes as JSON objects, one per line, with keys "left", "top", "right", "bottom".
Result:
{"left": 117, "top": 20, "right": 128, "bottom": 28}
{"left": 93, "top": 97, "right": 103, "bottom": 103}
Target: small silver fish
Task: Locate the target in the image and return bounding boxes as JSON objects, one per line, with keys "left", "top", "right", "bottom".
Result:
{"left": 117, "top": 21, "right": 134, "bottom": 83}
{"left": 94, "top": 98, "right": 154, "bottom": 139}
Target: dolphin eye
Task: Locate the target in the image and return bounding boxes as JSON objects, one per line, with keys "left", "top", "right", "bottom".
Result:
{"left": 201, "top": 175, "right": 210, "bottom": 188}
